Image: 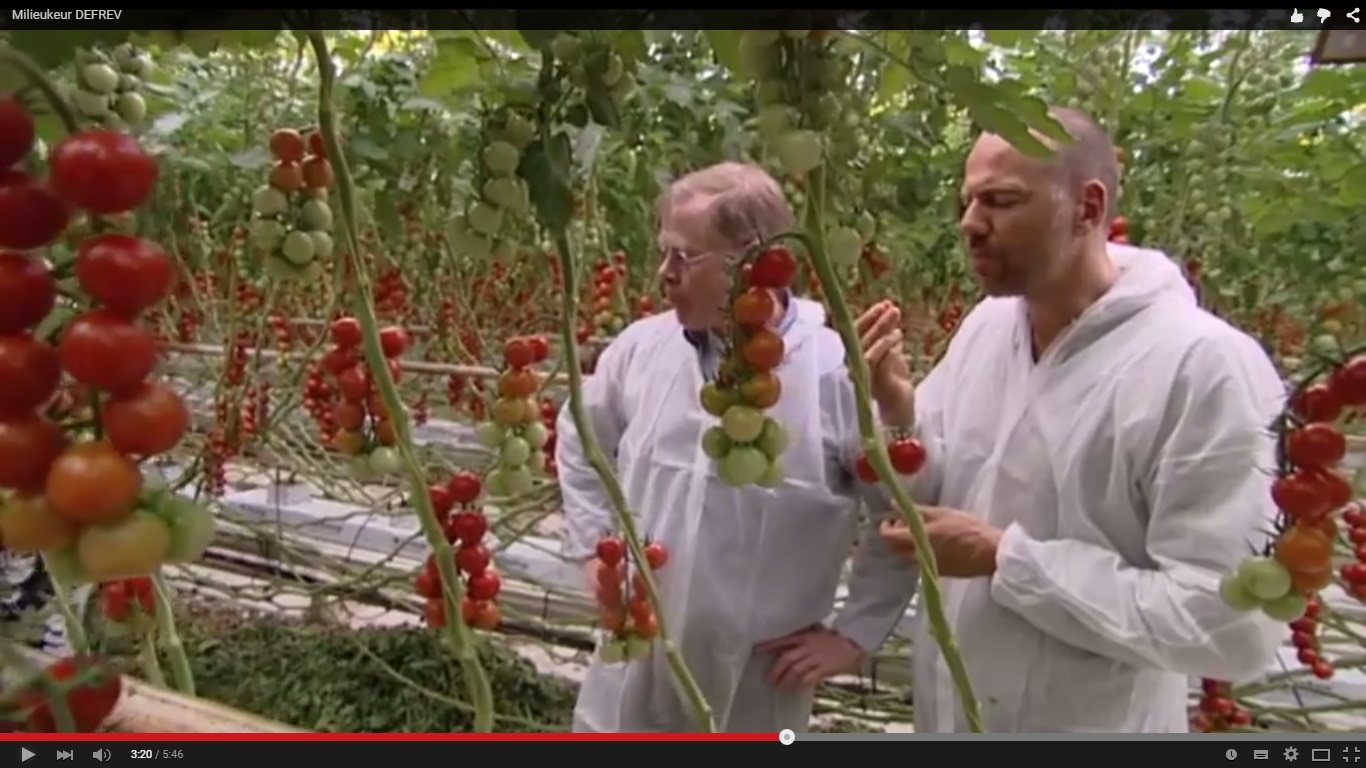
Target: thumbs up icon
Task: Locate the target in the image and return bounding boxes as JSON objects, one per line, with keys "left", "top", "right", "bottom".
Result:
{"left": 1291, "top": 8, "right": 1305, "bottom": 21}
{"left": 1317, "top": 7, "right": 1332, "bottom": 20}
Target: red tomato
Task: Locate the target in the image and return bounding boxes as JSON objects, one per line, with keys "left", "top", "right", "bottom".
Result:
{"left": 455, "top": 544, "right": 490, "bottom": 576}
{"left": 414, "top": 564, "right": 441, "bottom": 600}
{"left": 1311, "top": 467, "right": 1353, "bottom": 511}
{"left": 306, "top": 130, "right": 327, "bottom": 158}
{"left": 854, "top": 451, "right": 878, "bottom": 483}
{"left": 448, "top": 511, "right": 487, "bottom": 544}
{"left": 644, "top": 541, "right": 668, "bottom": 570}
{"left": 0, "top": 96, "right": 35, "bottom": 167}
{"left": 504, "top": 337, "right": 535, "bottom": 369}
{"left": 446, "top": 471, "right": 482, "bottom": 504}
{"left": 0, "top": 252, "right": 56, "bottom": 333}
{"left": 269, "top": 129, "right": 306, "bottom": 163}
{"left": 0, "top": 335, "right": 61, "bottom": 415}
{"left": 1329, "top": 357, "right": 1366, "bottom": 407}
{"left": 427, "top": 484, "right": 454, "bottom": 521}
{"left": 48, "top": 130, "right": 158, "bottom": 214}
{"left": 319, "top": 347, "right": 355, "bottom": 376}
{"left": 462, "top": 598, "right": 500, "bottom": 630}
{"left": 466, "top": 570, "right": 502, "bottom": 601}
{"left": 527, "top": 335, "right": 550, "bottom": 363}
{"left": 302, "top": 156, "right": 333, "bottom": 189}
{"left": 423, "top": 597, "right": 445, "bottom": 628}
{"left": 1285, "top": 423, "right": 1347, "bottom": 469}
{"left": 330, "top": 317, "right": 362, "bottom": 348}
{"left": 99, "top": 381, "right": 189, "bottom": 456}
{"left": 887, "top": 437, "right": 927, "bottom": 475}
{"left": 749, "top": 246, "right": 796, "bottom": 288}
{"left": 57, "top": 309, "right": 157, "bottom": 395}
{"left": 1271, "top": 471, "right": 1332, "bottom": 521}
{"left": 44, "top": 441, "right": 142, "bottom": 525}
{"left": 0, "top": 174, "right": 70, "bottom": 251}
{"left": 18, "top": 655, "right": 122, "bottom": 732}
{"left": 100, "top": 581, "right": 131, "bottom": 622}
{"left": 1293, "top": 382, "right": 1343, "bottom": 423}
{"left": 0, "top": 414, "right": 66, "bottom": 491}
{"left": 334, "top": 366, "right": 368, "bottom": 402}
{"left": 73, "top": 234, "right": 173, "bottom": 317}
{"left": 378, "top": 326, "right": 408, "bottom": 358}
{"left": 595, "top": 535, "right": 625, "bottom": 567}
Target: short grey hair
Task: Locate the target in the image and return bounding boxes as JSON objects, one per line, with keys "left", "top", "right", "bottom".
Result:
{"left": 656, "top": 161, "right": 796, "bottom": 249}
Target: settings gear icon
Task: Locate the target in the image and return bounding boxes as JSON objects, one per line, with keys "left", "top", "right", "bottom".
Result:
{"left": 1285, "top": 747, "right": 1299, "bottom": 762}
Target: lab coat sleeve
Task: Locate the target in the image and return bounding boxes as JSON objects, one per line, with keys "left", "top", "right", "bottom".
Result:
{"left": 825, "top": 365, "right": 922, "bottom": 654}
{"left": 555, "top": 336, "right": 631, "bottom": 562}
{"left": 989, "top": 337, "right": 1286, "bottom": 682}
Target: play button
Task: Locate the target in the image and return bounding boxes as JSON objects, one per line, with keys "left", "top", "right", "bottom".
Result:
{"left": 21, "top": 747, "right": 35, "bottom": 762}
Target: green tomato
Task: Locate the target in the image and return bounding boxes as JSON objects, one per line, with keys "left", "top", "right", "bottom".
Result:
{"left": 73, "top": 90, "right": 111, "bottom": 118}
{"left": 1218, "top": 571, "right": 1261, "bottom": 612}
{"left": 699, "top": 382, "right": 735, "bottom": 417}
{"left": 527, "top": 450, "right": 547, "bottom": 476}
{"left": 500, "top": 436, "right": 532, "bottom": 468}
{"left": 1261, "top": 592, "right": 1308, "bottom": 622}
{"left": 165, "top": 501, "right": 216, "bottom": 564}
{"left": 281, "top": 230, "right": 316, "bottom": 265}
{"left": 757, "top": 458, "right": 784, "bottom": 488}
{"left": 467, "top": 202, "right": 504, "bottom": 237}
{"left": 484, "top": 468, "right": 510, "bottom": 496}
{"left": 598, "top": 638, "right": 626, "bottom": 663}
{"left": 302, "top": 199, "right": 333, "bottom": 231}
{"left": 625, "top": 635, "right": 653, "bottom": 660}
{"left": 720, "top": 446, "right": 769, "bottom": 487}
{"left": 504, "top": 113, "right": 535, "bottom": 148}
{"left": 773, "top": 130, "right": 824, "bottom": 177}
{"left": 756, "top": 418, "right": 789, "bottom": 459}
{"left": 43, "top": 546, "right": 90, "bottom": 585}
{"left": 263, "top": 255, "right": 305, "bottom": 282}
{"left": 367, "top": 447, "right": 403, "bottom": 476}
{"left": 701, "top": 426, "right": 731, "bottom": 460}
{"left": 309, "top": 231, "right": 335, "bottom": 260}
{"left": 827, "top": 227, "right": 863, "bottom": 268}
{"left": 721, "top": 405, "right": 765, "bottom": 444}
{"left": 1236, "top": 556, "right": 1292, "bottom": 601}
{"left": 550, "top": 33, "right": 583, "bottom": 63}
{"left": 249, "top": 218, "right": 287, "bottom": 251}
{"left": 114, "top": 92, "right": 147, "bottom": 126}
{"left": 756, "top": 105, "right": 793, "bottom": 139}
{"left": 502, "top": 466, "right": 534, "bottom": 495}
{"left": 482, "top": 141, "right": 521, "bottom": 176}
{"left": 483, "top": 177, "right": 523, "bottom": 210}
{"left": 252, "top": 185, "right": 289, "bottom": 217}
{"left": 522, "top": 422, "right": 548, "bottom": 449}
{"left": 476, "top": 422, "right": 506, "bottom": 449}
{"left": 82, "top": 63, "right": 120, "bottom": 94}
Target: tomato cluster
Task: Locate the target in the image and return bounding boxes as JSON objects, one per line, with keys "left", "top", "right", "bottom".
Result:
{"left": 698, "top": 245, "right": 796, "bottom": 488}
{"left": 99, "top": 575, "right": 156, "bottom": 629}
{"left": 417, "top": 471, "right": 501, "bottom": 631}
{"left": 1107, "top": 215, "right": 1129, "bottom": 245}
{"left": 593, "top": 533, "right": 668, "bottom": 663}
{"left": 474, "top": 336, "right": 552, "bottom": 496}
{"left": 373, "top": 267, "right": 409, "bottom": 321}
{"left": 71, "top": 46, "right": 150, "bottom": 131}
{"left": 0, "top": 100, "right": 210, "bottom": 583}
{"left": 1191, "top": 678, "right": 1253, "bottom": 732}
{"left": 251, "top": 127, "right": 334, "bottom": 283}
{"left": 321, "top": 316, "right": 410, "bottom": 478}
{"left": 737, "top": 30, "right": 835, "bottom": 180}
{"left": 588, "top": 255, "right": 627, "bottom": 338}
{"left": 1, "top": 655, "right": 122, "bottom": 733}
{"left": 1221, "top": 353, "right": 1366, "bottom": 684}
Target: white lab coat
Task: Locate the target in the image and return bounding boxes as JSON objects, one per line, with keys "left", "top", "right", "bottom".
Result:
{"left": 908, "top": 243, "right": 1285, "bottom": 732}
{"left": 557, "top": 298, "right": 916, "bottom": 733}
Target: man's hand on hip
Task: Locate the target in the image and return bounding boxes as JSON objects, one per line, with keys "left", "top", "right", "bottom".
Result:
{"left": 855, "top": 301, "right": 915, "bottom": 428}
{"left": 755, "top": 625, "right": 863, "bottom": 689}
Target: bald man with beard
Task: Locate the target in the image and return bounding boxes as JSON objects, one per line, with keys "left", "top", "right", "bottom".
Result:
{"left": 854, "top": 106, "right": 1285, "bottom": 732}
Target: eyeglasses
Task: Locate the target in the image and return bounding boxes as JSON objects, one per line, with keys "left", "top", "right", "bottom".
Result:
{"left": 657, "top": 246, "right": 726, "bottom": 270}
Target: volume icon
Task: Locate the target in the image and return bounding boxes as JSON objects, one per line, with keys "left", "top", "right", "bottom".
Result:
{"left": 93, "top": 749, "right": 111, "bottom": 762}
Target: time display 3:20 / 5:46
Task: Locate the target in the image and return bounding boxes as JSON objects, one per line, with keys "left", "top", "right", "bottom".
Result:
{"left": 129, "top": 749, "right": 185, "bottom": 759}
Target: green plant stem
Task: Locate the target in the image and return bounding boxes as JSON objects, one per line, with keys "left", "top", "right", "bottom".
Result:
{"left": 0, "top": 45, "right": 81, "bottom": 133}
{"left": 305, "top": 29, "right": 495, "bottom": 733}
{"left": 151, "top": 573, "right": 195, "bottom": 696}
{"left": 139, "top": 627, "right": 167, "bottom": 688}
{"left": 550, "top": 231, "right": 716, "bottom": 733}
{"left": 802, "top": 164, "right": 985, "bottom": 732}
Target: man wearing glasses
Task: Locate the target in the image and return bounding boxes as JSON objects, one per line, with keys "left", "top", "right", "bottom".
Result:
{"left": 556, "top": 161, "right": 917, "bottom": 733}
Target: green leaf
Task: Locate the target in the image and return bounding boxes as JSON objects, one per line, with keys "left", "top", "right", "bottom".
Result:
{"left": 519, "top": 134, "right": 575, "bottom": 232}
{"left": 5, "top": 31, "right": 131, "bottom": 69}
{"left": 420, "top": 37, "right": 484, "bottom": 97}
{"left": 584, "top": 79, "right": 619, "bottom": 128}
{"left": 984, "top": 30, "right": 1037, "bottom": 48}
{"left": 946, "top": 69, "right": 1052, "bottom": 158}
{"left": 704, "top": 30, "right": 744, "bottom": 74}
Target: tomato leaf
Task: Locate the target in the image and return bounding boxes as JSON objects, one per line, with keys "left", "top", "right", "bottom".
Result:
{"left": 519, "top": 135, "right": 575, "bottom": 232}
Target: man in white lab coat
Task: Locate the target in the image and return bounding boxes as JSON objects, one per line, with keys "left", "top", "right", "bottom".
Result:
{"left": 859, "top": 107, "right": 1285, "bottom": 732}
{"left": 556, "top": 161, "right": 917, "bottom": 732}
